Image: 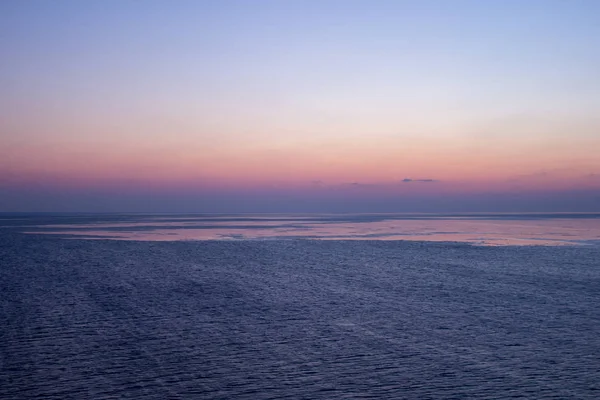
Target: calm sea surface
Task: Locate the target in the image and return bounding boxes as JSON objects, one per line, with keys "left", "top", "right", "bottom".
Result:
{"left": 1, "top": 214, "right": 600, "bottom": 398}
{"left": 4, "top": 212, "right": 600, "bottom": 245}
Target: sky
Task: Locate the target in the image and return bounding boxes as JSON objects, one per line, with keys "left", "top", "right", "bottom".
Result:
{"left": 1, "top": 0, "right": 599, "bottom": 212}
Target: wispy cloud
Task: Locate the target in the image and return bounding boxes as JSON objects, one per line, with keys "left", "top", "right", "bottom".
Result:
{"left": 335, "top": 179, "right": 441, "bottom": 188}
{"left": 401, "top": 178, "right": 439, "bottom": 183}
{"left": 585, "top": 173, "right": 600, "bottom": 180}
{"left": 346, "top": 182, "right": 379, "bottom": 188}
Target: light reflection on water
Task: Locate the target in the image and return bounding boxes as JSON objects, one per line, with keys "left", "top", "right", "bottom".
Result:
{"left": 20, "top": 213, "right": 600, "bottom": 246}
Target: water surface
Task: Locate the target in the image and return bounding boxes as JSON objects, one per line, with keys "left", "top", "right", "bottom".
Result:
{"left": 5, "top": 212, "right": 600, "bottom": 246}
{"left": 1, "top": 236, "right": 599, "bottom": 399}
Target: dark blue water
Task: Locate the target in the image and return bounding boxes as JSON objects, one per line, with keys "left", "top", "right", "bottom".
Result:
{"left": 2, "top": 219, "right": 600, "bottom": 398}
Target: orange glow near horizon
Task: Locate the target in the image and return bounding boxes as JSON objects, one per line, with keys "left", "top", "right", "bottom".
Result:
{"left": 2, "top": 124, "right": 599, "bottom": 194}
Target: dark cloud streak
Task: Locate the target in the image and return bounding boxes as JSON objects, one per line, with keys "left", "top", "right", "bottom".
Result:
{"left": 401, "top": 178, "right": 439, "bottom": 183}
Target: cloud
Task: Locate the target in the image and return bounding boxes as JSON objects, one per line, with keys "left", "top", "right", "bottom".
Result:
{"left": 346, "top": 182, "right": 378, "bottom": 188}
{"left": 322, "top": 180, "right": 441, "bottom": 190}
{"left": 401, "top": 178, "right": 438, "bottom": 183}
{"left": 585, "top": 173, "right": 600, "bottom": 180}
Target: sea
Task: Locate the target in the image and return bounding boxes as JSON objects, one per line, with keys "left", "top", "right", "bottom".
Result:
{"left": 3, "top": 212, "right": 600, "bottom": 246}
{"left": 1, "top": 213, "right": 600, "bottom": 398}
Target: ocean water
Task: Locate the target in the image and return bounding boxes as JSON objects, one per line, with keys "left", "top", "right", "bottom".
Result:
{"left": 1, "top": 214, "right": 600, "bottom": 398}
{"left": 4, "top": 212, "right": 600, "bottom": 246}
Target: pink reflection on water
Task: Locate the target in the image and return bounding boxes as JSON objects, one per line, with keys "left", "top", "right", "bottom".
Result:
{"left": 27, "top": 216, "right": 600, "bottom": 246}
